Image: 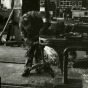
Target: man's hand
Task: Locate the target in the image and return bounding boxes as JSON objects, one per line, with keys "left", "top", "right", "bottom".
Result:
{"left": 33, "top": 41, "right": 38, "bottom": 45}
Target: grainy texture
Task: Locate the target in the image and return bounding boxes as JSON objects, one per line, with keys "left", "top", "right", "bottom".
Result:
{"left": 0, "top": 46, "right": 88, "bottom": 88}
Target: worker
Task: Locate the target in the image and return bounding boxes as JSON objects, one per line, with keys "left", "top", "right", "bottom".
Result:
{"left": 19, "top": 11, "right": 51, "bottom": 76}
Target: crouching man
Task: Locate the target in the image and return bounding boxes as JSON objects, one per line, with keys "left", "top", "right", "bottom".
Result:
{"left": 19, "top": 11, "right": 51, "bottom": 77}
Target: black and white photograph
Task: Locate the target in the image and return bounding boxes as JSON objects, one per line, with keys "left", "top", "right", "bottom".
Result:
{"left": 0, "top": 0, "right": 88, "bottom": 88}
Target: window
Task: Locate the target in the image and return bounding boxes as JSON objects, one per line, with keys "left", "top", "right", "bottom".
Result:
{"left": 1, "top": 0, "right": 12, "bottom": 9}
{"left": 1, "top": 0, "right": 22, "bottom": 9}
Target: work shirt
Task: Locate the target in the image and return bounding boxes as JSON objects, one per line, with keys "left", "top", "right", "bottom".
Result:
{"left": 19, "top": 11, "right": 44, "bottom": 40}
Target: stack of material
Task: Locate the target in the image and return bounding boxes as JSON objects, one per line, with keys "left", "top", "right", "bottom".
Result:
{"left": 44, "top": 46, "right": 59, "bottom": 65}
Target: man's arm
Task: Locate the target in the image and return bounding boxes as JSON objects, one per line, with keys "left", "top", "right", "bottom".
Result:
{"left": 39, "top": 18, "right": 51, "bottom": 35}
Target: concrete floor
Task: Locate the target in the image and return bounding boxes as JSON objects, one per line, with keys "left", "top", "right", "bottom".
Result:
{"left": 0, "top": 45, "right": 88, "bottom": 88}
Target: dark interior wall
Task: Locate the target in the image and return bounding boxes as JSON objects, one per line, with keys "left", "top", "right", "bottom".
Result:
{"left": 22, "top": 0, "right": 40, "bottom": 15}
{"left": 82, "top": 0, "right": 88, "bottom": 7}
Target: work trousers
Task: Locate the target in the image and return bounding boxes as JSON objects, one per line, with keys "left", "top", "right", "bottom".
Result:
{"left": 25, "top": 40, "right": 41, "bottom": 68}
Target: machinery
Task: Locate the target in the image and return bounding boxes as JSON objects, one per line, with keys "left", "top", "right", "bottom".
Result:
{"left": 0, "top": 0, "right": 22, "bottom": 46}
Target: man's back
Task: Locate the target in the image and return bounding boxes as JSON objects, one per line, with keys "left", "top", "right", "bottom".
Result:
{"left": 19, "top": 11, "right": 43, "bottom": 39}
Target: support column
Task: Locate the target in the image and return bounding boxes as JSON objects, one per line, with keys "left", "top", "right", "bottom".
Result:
{"left": 56, "top": 0, "right": 60, "bottom": 17}
{"left": 0, "top": 0, "right": 1, "bottom": 7}
{"left": 45, "top": 0, "right": 50, "bottom": 12}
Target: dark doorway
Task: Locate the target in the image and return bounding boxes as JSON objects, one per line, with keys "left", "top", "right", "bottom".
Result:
{"left": 82, "top": 0, "right": 88, "bottom": 8}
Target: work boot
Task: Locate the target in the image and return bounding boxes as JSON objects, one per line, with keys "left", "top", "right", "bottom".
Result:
{"left": 22, "top": 67, "right": 30, "bottom": 77}
{"left": 35, "top": 67, "right": 42, "bottom": 74}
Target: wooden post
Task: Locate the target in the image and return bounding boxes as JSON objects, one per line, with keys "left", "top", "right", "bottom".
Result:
{"left": 11, "top": 0, "right": 14, "bottom": 9}
{"left": 6, "top": 0, "right": 22, "bottom": 42}
{"left": 45, "top": 0, "right": 50, "bottom": 20}
{"left": 45, "top": 0, "right": 50, "bottom": 12}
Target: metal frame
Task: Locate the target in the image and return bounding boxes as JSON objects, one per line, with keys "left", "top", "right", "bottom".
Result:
{"left": 63, "top": 46, "right": 88, "bottom": 84}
